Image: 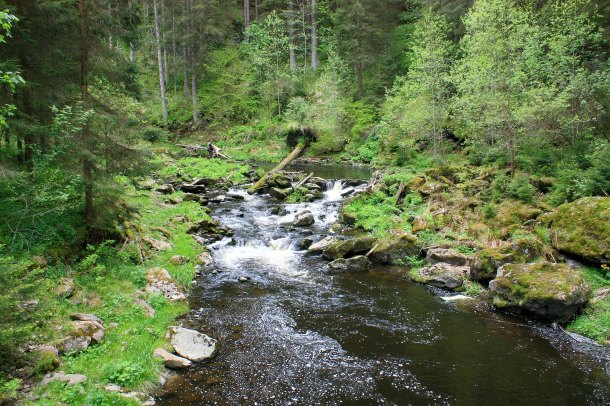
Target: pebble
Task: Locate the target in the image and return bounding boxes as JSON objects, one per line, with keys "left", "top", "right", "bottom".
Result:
{"left": 239, "top": 276, "right": 250, "bottom": 282}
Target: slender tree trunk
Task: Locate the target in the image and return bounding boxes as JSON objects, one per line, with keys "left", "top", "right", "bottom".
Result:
{"left": 78, "top": 0, "right": 94, "bottom": 225}
{"left": 356, "top": 8, "right": 363, "bottom": 99}
{"left": 244, "top": 0, "right": 250, "bottom": 35}
{"left": 188, "top": 0, "right": 200, "bottom": 127}
{"left": 289, "top": 1, "right": 297, "bottom": 69}
{"left": 172, "top": 9, "right": 177, "bottom": 93}
{"left": 255, "top": 0, "right": 259, "bottom": 20}
{"left": 130, "top": 43, "right": 135, "bottom": 62}
{"left": 192, "top": 73, "right": 200, "bottom": 127}
{"left": 310, "top": 0, "right": 318, "bottom": 69}
{"left": 153, "top": 0, "right": 169, "bottom": 120}
{"left": 301, "top": 3, "right": 307, "bottom": 69}
{"left": 17, "top": 137, "right": 23, "bottom": 163}
{"left": 183, "top": 46, "right": 190, "bottom": 97}
{"left": 162, "top": 0, "right": 169, "bottom": 87}
{"left": 108, "top": 1, "right": 113, "bottom": 49}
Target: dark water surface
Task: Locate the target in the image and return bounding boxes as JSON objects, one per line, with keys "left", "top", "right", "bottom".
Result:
{"left": 158, "top": 165, "right": 610, "bottom": 405}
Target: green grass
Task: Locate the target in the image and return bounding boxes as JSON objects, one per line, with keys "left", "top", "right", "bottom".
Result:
{"left": 568, "top": 265, "right": 610, "bottom": 343}
{"left": 158, "top": 157, "right": 250, "bottom": 185}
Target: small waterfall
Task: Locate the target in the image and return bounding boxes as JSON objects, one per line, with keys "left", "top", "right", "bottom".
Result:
{"left": 323, "top": 180, "right": 344, "bottom": 202}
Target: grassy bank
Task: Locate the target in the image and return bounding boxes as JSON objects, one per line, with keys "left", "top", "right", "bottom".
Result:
{"left": 0, "top": 154, "right": 246, "bottom": 404}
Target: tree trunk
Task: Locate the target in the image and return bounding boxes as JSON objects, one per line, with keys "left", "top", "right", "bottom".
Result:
{"left": 192, "top": 73, "right": 200, "bottom": 127}
{"left": 310, "top": 0, "right": 318, "bottom": 69}
{"left": 356, "top": 8, "right": 363, "bottom": 99}
{"left": 78, "top": 0, "right": 94, "bottom": 225}
{"left": 162, "top": 0, "right": 169, "bottom": 87}
{"left": 255, "top": 0, "right": 259, "bottom": 20}
{"left": 130, "top": 43, "right": 135, "bottom": 62}
{"left": 172, "top": 8, "right": 177, "bottom": 93}
{"left": 289, "top": 1, "right": 296, "bottom": 69}
{"left": 153, "top": 0, "right": 169, "bottom": 120}
{"left": 244, "top": 0, "right": 250, "bottom": 34}
{"left": 248, "top": 141, "right": 310, "bottom": 194}
{"left": 183, "top": 46, "right": 190, "bottom": 97}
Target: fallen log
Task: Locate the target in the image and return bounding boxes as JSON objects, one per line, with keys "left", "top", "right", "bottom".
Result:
{"left": 293, "top": 172, "right": 314, "bottom": 189}
{"left": 248, "top": 142, "right": 309, "bottom": 194}
{"left": 176, "top": 143, "right": 230, "bottom": 159}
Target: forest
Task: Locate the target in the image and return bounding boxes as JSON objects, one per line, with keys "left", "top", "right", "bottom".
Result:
{"left": 0, "top": 0, "right": 609, "bottom": 404}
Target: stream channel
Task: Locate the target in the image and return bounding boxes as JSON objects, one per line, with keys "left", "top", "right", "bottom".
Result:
{"left": 157, "top": 163, "right": 610, "bottom": 406}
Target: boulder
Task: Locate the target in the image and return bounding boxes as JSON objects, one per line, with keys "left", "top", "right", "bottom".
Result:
{"left": 156, "top": 184, "right": 174, "bottom": 195}
{"left": 267, "top": 172, "right": 292, "bottom": 189}
{"left": 470, "top": 238, "right": 543, "bottom": 281}
{"left": 196, "top": 252, "right": 213, "bottom": 266}
{"left": 415, "top": 263, "right": 470, "bottom": 290}
{"left": 136, "top": 299, "right": 156, "bottom": 318}
{"left": 143, "top": 237, "right": 172, "bottom": 251}
{"left": 297, "top": 238, "right": 314, "bottom": 250}
{"left": 426, "top": 248, "right": 471, "bottom": 267}
{"left": 33, "top": 345, "right": 61, "bottom": 373}
{"left": 41, "top": 372, "right": 87, "bottom": 386}
{"left": 269, "top": 187, "right": 291, "bottom": 200}
{"left": 411, "top": 216, "right": 429, "bottom": 233}
{"left": 323, "top": 237, "right": 377, "bottom": 260}
{"left": 70, "top": 313, "right": 102, "bottom": 323}
{"left": 180, "top": 184, "right": 206, "bottom": 194}
{"left": 54, "top": 277, "right": 75, "bottom": 298}
{"left": 489, "top": 261, "right": 591, "bottom": 322}
{"left": 307, "top": 236, "right": 339, "bottom": 254}
{"left": 153, "top": 348, "right": 192, "bottom": 369}
{"left": 418, "top": 181, "right": 446, "bottom": 196}
{"left": 368, "top": 234, "right": 419, "bottom": 264}
{"left": 327, "top": 256, "right": 372, "bottom": 273}
{"left": 146, "top": 268, "right": 186, "bottom": 301}
{"left": 542, "top": 197, "right": 610, "bottom": 265}
{"left": 170, "top": 255, "right": 187, "bottom": 265}
{"left": 169, "top": 327, "right": 218, "bottom": 362}
{"left": 293, "top": 211, "right": 315, "bottom": 227}
{"left": 183, "top": 193, "right": 202, "bottom": 202}
{"left": 58, "top": 318, "right": 104, "bottom": 354}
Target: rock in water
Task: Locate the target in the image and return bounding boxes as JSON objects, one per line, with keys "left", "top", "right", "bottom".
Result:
{"left": 169, "top": 326, "right": 218, "bottom": 362}
{"left": 153, "top": 348, "right": 192, "bottom": 369}
{"left": 293, "top": 211, "right": 315, "bottom": 227}
{"left": 327, "top": 256, "right": 372, "bottom": 273}
{"left": 489, "top": 261, "right": 591, "bottom": 322}
{"left": 368, "top": 234, "right": 419, "bottom": 264}
{"left": 416, "top": 263, "right": 470, "bottom": 290}
{"left": 426, "top": 248, "right": 471, "bottom": 267}
{"left": 308, "top": 236, "right": 339, "bottom": 254}
{"left": 323, "top": 237, "right": 377, "bottom": 260}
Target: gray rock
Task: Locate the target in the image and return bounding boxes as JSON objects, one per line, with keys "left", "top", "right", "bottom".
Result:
{"left": 293, "top": 211, "right": 315, "bottom": 227}
{"left": 146, "top": 268, "right": 186, "bottom": 301}
{"left": 426, "top": 248, "right": 471, "bottom": 267}
{"left": 41, "top": 372, "right": 87, "bottom": 386}
{"left": 323, "top": 237, "right": 377, "bottom": 260}
{"left": 367, "top": 234, "right": 418, "bottom": 264}
{"left": 136, "top": 299, "right": 156, "bottom": 318}
{"left": 54, "top": 277, "right": 75, "bottom": 298}
{"left": 70, "top": 313, "right": 102, "bottom": 324}
{"left": 183, "top": 193, "right": 201, "bottom": 202}
{"left": 105, "top": 383, "right": 123, "bottom": 392}
{"left": 59, "top": 335, "right": 90, "bottom": 354}
{"left": 328, "top": 256, "right": 372, "bottom": 273}
{"left": 153, "top": 348, "right": 192, "bottom": 369}
{"left": 308, "top": 236, "right": 339, "bottom": 254}
{"left": 416, "top": 263, "right": 470, "bottom": 290}
{"left": 169, "top": 326, "right": 218, "bottom": 362}
{"left": 270, "top": 187, "right": 290, "bottom": 200}
{"left": 156, "top": 184, "right": 174, "bottom": 195}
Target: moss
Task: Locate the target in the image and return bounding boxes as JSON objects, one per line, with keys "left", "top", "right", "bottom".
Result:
{"left": 544, "top": 197, "right": 610, "bottom": 265}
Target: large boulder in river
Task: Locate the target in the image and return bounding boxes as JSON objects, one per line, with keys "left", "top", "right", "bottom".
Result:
{"left": 426, "top": 248, "right": 471, "bottom": 267}
{"left": 270, "top": 187, "right": 291, "bottom": 200}
{"left": 323, "top": 237, "right": 377, "bottom": 260}
{"left": 415, "top": 263, "right": 470, "bottom": 290}
{"left": 308, "top": 236, "right": 339, "bottom": 254}
{"left": 327, "top": 256, "right": 372, "bottom": 273}
{"left": 293, "top": 211, "right": 315, "bottom": 227}
{"left": 541, "top": 197, "right": 610, "bottom": 265}
{"left": 267, "top": 172, "right": 292, "bottom": 189}
{"left": 368, "top": 234, "right": 419, "bottom": 264}
{"left": 489, "top": 261, "right": 591, "bottom": 322}
{"left": 169, "top": 326, "right": 218, "bottom": 362}
{"left": 470, "top": 238, "right": 544, "bottom": 281}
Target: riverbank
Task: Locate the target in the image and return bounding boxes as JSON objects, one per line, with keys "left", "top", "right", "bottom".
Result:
{"left": 0, "top": 148, "right": 253, "bottom": 404}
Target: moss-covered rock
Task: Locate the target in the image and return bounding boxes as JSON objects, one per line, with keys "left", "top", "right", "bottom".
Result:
{"left": 489, "top": 261, "right": 591, "bottom": 322}
{"left": 544, "top": 197, "right": 610, "bottom": 265}
{"left": 368, "top": 234, "right": 420, "bottom": 264}
{"left": 323, "top": 237, "right": 377, "bottom": 260}
{"left": 415, "top": 263, "right": 470, "bottom": 290}
{"left": 470, "top": 238, "right": 544, "bottom": 281}
{"left": 494, "top": 200, "right": 541, "bottom": 227}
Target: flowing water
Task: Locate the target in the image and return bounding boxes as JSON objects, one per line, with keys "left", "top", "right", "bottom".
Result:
{"left": 158, "top": 166, "right": 610, "bottom": 406}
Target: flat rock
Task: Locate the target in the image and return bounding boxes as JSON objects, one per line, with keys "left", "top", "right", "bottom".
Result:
{"left": 307, "top": 236, "right": 339, "bottom": 254}
{"left": 169, "top": 326, "right": 218, "bottom": 362}
{"left": 426, "top": 248, "right": 471, "bottom": 267}
{"left": 41, "top": 372, "right": 87, "bottom": 386}
{"left": 70, "top": 313, "right": 102, "bottom": 324}
{"left": 327, "top": 256, "right": 372, "bottom": 273}
{"left": 323, "top": 237, "right": 377, "bottom": 260}
{"left": 416, "top": 263, "right": 470, "bottom": 290}
{"left": 153, "top": 348, "right": 192, "bottom": 369}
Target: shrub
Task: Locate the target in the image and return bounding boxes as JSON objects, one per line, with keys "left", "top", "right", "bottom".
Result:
{"left": 103, "top": 362, "right": 145, "bottom": 388}
{"left": 141, "top": 127, "right": 170, "bottom": 143}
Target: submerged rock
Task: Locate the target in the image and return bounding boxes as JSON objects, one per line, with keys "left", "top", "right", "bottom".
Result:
{"left": 293, "top": 211, "right": 315, "bottom": 227}
{"left": 489, "top": 261, "right": 591, "bottom": 322}
{"left": 327, "top": 255, "right": 372, "bottom": 273}
{"left": 368, "top": 234, "right": 419, "bottom": 264}
{"left": 323, "top": 237, "right": 377, "bottom": 260}
{"left": 415, "top": 263, "right": 470, "bottom": 290}
{"left": 169, "top": 326, "right": 218, "bottom": 362}
{"left": 542, "top": 197, "right": 610, "bottom": 265}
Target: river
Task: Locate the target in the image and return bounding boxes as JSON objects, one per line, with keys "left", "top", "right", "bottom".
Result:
{"left": 157, "top": 164, "right": 610, "bottom": 405}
